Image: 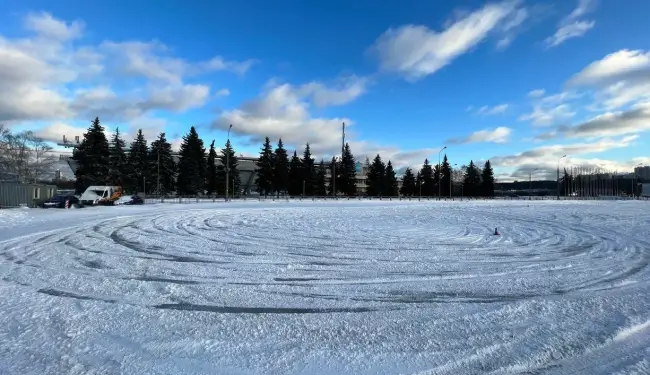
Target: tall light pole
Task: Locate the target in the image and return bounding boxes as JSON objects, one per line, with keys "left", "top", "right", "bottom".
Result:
{"left": 557, "top": 155, "right": 567, "bottom": 200}
{"left": 438, "top": 146, "right": 447, "bottom": 199}
{"left": 225, "top": 124, "right": 232, "bottom": 202}
{"left": 529, "top": 168, "right": 539, "bottom": 200}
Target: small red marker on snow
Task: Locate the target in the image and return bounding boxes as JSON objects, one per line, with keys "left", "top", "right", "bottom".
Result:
{"left": 494, "top": 227, "right": 500, "bottom": 235}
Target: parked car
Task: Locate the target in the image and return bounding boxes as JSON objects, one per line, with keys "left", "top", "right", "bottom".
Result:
{"left": 115, "top": 195, "right": 144, "bottom": 205}
{"left": 38, "top": 195, "right": 80, "bottom": 208}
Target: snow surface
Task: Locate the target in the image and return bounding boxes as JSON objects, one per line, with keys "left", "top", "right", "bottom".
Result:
{"left": 1, "top": 200, "right": 649, "bottom": 375}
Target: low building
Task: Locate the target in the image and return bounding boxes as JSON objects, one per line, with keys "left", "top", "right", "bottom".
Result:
{"left": 0, "top": 182, "right": 58, "bottom": 208}
{"left": 641, "top": 183, "right": 650, "bottom": 197}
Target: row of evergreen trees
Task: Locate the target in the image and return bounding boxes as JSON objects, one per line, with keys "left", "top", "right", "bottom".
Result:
{"left": 72, "top": 117, "right": 496, "bottom": 197}
{"left": 74, "top": 117, "right": 240, "bottom": 196}
{"left": 397, "top": 158, "right": 495, "bottom": 197}
{"left": 253, "top": 137, "right": 495, "bottom": 197}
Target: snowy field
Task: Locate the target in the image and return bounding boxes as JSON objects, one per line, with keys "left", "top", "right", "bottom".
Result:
{"left": 1, "top": 200, "right": 649, "bottom": 375}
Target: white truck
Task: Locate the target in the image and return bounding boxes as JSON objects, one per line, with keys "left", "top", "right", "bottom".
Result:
{"left": 79, "top": 186, "right": 123, "bottom": 206}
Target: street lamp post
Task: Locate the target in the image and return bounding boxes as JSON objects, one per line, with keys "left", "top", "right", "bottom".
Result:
{"left": 225, "top": 124, "right": 232, "bottom": 202}
{"left": 438, "top": 146, "right": 447, "bottom": 200}
{"left": 529, "top": 168, "right": 539, "bottom": 200}
{"left": 557, "top": 155, "right": 567, "bottom": 200}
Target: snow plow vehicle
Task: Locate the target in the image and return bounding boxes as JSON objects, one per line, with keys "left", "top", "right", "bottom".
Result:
{"left": 79, "top": 186, "right": 123, "bottom": 206}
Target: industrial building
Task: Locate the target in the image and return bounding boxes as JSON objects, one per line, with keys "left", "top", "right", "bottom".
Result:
{"left": 635, "top": 165, "right": 650, "bottom": 181}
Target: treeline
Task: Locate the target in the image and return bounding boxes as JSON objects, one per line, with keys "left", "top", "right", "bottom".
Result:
{"left": 0, "top": 124, "right": 58, "bottom": 183}
{"left": 72, "top": 117, "right": 496, "bottom": 197}
{"left": 73, "top": 117, "right": 240, "bottom": 196}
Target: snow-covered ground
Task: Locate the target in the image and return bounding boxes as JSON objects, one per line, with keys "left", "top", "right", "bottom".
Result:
{"left": 1, "top": 200, "right": 649, "bottom": 375}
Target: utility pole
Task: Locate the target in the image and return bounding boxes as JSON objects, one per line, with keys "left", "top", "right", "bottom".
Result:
{"left": 557, "top": 155, "right": 566, "bottom": 200}
{"left": 529, "top": 168, "right": 539, "bottom": 200}
{"left": 225, "top": 124, "right": 232, "bottom": 202}
{"left": 438, "top": 146, "right": 447, "bottom": 200}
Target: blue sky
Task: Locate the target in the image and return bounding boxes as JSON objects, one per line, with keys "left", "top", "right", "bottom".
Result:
{"left": 1, "top": 0, "right": 649, "bottom": 181}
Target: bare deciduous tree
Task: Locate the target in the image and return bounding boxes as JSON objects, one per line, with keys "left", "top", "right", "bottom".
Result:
{"left": 0, "top": 125, "right": 58, "bottom": 183}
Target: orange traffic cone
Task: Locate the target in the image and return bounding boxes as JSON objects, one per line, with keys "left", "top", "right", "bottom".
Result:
{"left": 494, "top": 227, "right": 500, "bottom": 235}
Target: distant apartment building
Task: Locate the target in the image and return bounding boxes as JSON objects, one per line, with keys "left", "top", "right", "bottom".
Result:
{"left": 635, "top": 165, "right": 650, "bottom": 181}
{"left": 324, "top": 161, "right": 369, "bottom": 194}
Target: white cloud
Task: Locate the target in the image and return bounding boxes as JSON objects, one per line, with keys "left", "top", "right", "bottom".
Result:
{"left": 216, "top": 88, "right": 230, "bottom": 97}
{"left": 567, "top": 49, "right": 650, "bottom": 110}
{"left": 528, "top": 89, "right": 546, "bottom": 98}
{"left": 546, "top": 20, "right": 595, "bottom": 48}
{"left": 519, "top": 103, "right": 576, "bottom": 126}
{"left": 557, "top": 102, "right": 650, "bottom": 139}
{"left": 474, "top": 103, "right": 509, "bottom": 115}
{"left": 24, "top": 12, "right": 84, "bottom": 41}
{"left": 370, "top": 1, "right": 523, "bottom": 81}
{"left": 68, "top": 84, "right": 210, "bottom": 121}
{"left": 211, "top": 81, "right": 435, "bottom": 168}
{"left": 202, "top": 56, "right": 257, "bottom": 75}
{"left": 519, "top": 90, "right": 580, "bottom": 127}
{"left": 0, "top": 12, "right": 252, "bottom": 126}
{"left": 34, "top": 122, "right": 88, "bottom": 144}
{"left": 448, "top": 126, "right": 512, "bottom": 144}
{"left": 496, "top": 7, "right": 529, "bottom": 49}
{"left": 490, "top": 135, "right": 641, "bottom": 180}
{"left": 545, "top": 0, "right": 596, "bottom": 47}
{"left": 297, "top": 76, "right": 369, "bottom": 108}
{"left": 568, "top": 50, "right": 650, "bottom": 87}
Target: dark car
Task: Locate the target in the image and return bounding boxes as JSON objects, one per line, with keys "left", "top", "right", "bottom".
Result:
{"left": 116, "top": 195, "right": 144, "bottom": 205}
{"left": 39, "top": 195, "right": 80, "bottom": 208}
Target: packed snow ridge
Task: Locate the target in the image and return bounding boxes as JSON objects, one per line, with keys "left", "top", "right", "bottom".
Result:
{"left": 1, "top": 200, "right": 649, "bottom": 375}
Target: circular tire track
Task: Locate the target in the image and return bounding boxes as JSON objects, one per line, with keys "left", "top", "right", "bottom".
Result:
{"left": 0, "top": 204, "right": 648, "bottom": 312}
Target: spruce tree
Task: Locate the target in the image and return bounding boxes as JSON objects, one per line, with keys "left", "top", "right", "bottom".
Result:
{"left": 288, "top": 151, "right": 303, "bottom": 195}
{"left": 416, "top": 171, "right": 423, "bottom": 196}
{"left": 255, "top": 137, "right": 274, "bottom": 196}
{"left": 481, "top": 160, "right": 495, "bottom": 197}
{"left": 301, "top": 143, "right": 316, "bottom": 196}
{"left": 441, "top": 154, "right": 452, "bottom": 197}
{"left": 315, "top": 159, "right": 327, "bottom": 196}
{"left": 108, "top": 127, "right": 127, "bottom": 186}
{"left": 339, "top": 143, "right": 357, "bottom": 196}
{"left": 149, "top": 132, "right": 176, "bottom": 195}
{"left": 366, "top": 154, "right": 386, "bottom": 196}
{"left": 73, "top": 117, "right": 110, "bottom": 193}
{"left": 433, "top": 164, "right": 441, "bottom": 196}
{"left": 420, "top": 158, "right": 435, "bottom": 196}
{"left": 220, "top": 140, "right": 241, "bottom": 197}
{"left": 384, "top": 160, "right": 399, "bottom": 196}
{"left": 126, "top": 129, "right": 149, "bottom": 193}
{"left": 463, "top": 160, "right": 482, "bottom": 197}
{"left": 400, "top": 167, "right": 416, "bottom": 196}
{"left": 327, "top": 157, "right": 339, "bottom": 196}
{"left": 560, "top": 168, "right": 568, "bottom": 196}
{"left": 205, "top": 140, "right": 218, "bottom": 195}
{"left": 273, "top": 139, "right": 290, "bottom": 196}
{"left": 176, "top": 126, "right": 206, "bottom": 196}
